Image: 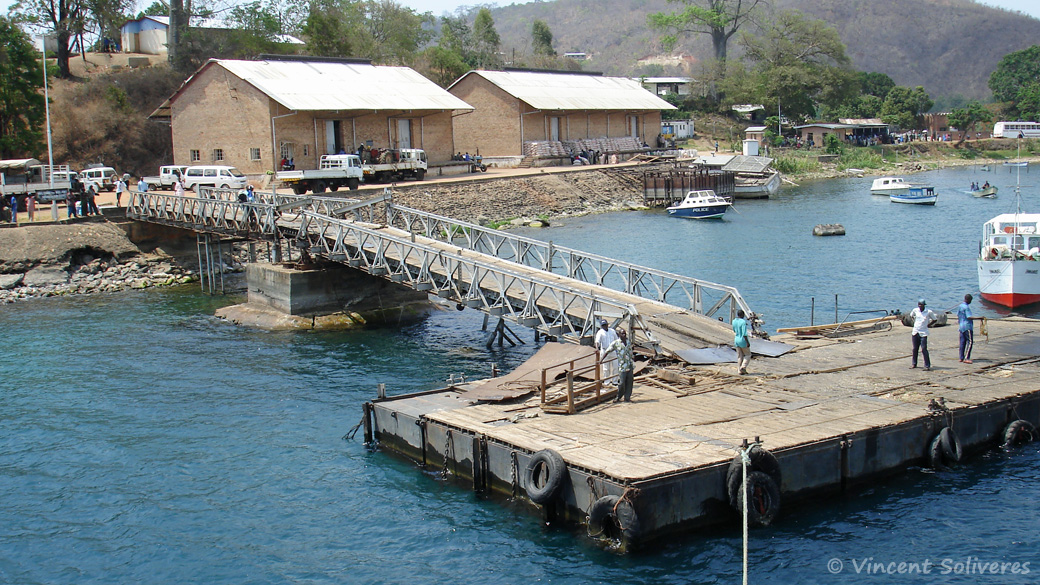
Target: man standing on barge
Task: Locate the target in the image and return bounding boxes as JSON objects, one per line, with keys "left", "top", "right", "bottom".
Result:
{"left": 910, "top": 299, "right": 937, "bottom": 371}
{"left": 732, "top": 310, "right": 751, "bottom": 375}
{"left": 957, "top": 294, "right": 982, "bottom": 364}
{"left": 595, "top": 319, "right": 619, "bottom": 385}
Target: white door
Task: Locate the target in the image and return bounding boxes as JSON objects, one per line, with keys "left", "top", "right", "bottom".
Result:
{"left": 628, "top": 115, "right": 639, "bottom": 138}
{"left": 397, "top": 119, "right": 412, "bottom": 149}
{"left": 549, "top": 117, "right": 561, "bottom": 141}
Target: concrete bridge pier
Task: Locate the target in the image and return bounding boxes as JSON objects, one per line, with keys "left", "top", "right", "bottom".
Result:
{"left": 216, "top": 262, "right": 432, "bottom": 330}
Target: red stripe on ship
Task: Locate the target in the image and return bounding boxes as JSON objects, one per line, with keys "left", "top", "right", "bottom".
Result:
{"left": 980, "top": 291, "right": 1040, "bottom": 308}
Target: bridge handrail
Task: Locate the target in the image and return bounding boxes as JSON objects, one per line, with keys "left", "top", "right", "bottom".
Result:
{"left": 359, "top": 197, "right": 753, "bottom": 321}
{"left": 296, "top": 209, "right": 643, "bottom": 344}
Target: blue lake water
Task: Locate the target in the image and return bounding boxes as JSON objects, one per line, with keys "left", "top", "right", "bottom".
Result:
{"left": 2, "top": 166, "right": 1039, "bottom": 584}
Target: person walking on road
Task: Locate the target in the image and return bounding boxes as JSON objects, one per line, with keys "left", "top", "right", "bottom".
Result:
{"left": 594, "top": 319, "right": 620, "bottom": 385}
{"left": 910, "top": 299, "right": 937, "bottom": 370}
{"left": 957, "top": 294, "right": 982, "bottom": 364}
{"left": 732, "top": 310, "right": 752, "bottom": 375}
{"left": 114, "top": 178, "right": 126, "bottom": 207}
{"left": 607, "top": 329, "right": 634, "bottom": 402}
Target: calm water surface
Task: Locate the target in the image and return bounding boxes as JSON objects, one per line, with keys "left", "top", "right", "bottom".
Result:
{"left": 2, "top": 166, "right": 1039, "bottom": 584}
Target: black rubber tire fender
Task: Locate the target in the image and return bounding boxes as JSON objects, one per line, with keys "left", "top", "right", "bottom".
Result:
{"left": 524, "top": 449, "right": 566, "bottom": 505}
{"left": 329, "top": 182, "right": 340, "bottom": 192}
{"left": 735, "top": 470, "right": 781, "bottom": 527}
{"left": 929, "top": 427, "right": 962, "bottom": 468}
{"left": 416, "top": 169, "right": 426, "bottom": 181}
{"left": 726, "top": 446, "right": 781, "bottom": 506}
{"left": 291, "top": 183, "right": 307, "bottom": 195}
{"left": 347, "top": 178, "right": 359, "bottom": 190}
{"left": 1003, "top": 419, "right": 1037, "bottom": 448}
{"left": 313, "top": 181, "right": 327, "bottom": 194}
{"left": 586, "top": 495, "right": 641, "bottom": 546}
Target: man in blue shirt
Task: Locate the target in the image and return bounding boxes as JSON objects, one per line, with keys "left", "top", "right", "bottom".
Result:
{"left": 732, "top": 309, "right": 751, "bottom": 375}
{"left": 957, "top": 294, "right": 982, "bottom": 364}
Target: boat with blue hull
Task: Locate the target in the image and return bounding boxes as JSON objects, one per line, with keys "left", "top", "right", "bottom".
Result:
{"left": 891, "top": 185, "right": 937, "bottom": 205}
{"left": 667, "top": 190, "right": 732, "bottom": 219}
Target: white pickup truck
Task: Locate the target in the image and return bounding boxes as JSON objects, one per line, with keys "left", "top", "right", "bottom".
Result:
{"left": 141, "top": 165, "right": 188, "bottom": 189}
{"left": 276, "top": 154, "right": 363, "bottom": 194}
{"left": 0, "top": 159, "right": 72, "bottom": 203}
{"left": 362, "top": 148, "right": 427, "bottom": 183}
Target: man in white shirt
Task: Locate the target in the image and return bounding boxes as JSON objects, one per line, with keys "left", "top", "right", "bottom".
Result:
{"left": 910, "top": 299, "right": 937, "bottom": 371}
{"left": 594, "top": 319, "right": 620, "bottom": 384}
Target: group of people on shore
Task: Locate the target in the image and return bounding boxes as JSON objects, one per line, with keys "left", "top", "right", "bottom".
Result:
{"left": 3, "top": 194, "right": 36, "bottom": 224}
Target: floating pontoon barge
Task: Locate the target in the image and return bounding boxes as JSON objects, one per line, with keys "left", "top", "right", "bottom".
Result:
{"left": 363, "top": 319, "right": 1040, "bottom": 549}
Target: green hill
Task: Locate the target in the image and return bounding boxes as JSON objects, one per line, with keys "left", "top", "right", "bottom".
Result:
{"left": 488, "top": 0, "right": 1040, "bottom": 103}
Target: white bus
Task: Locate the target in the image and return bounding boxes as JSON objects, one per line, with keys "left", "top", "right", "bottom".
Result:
{"left": 993, "top": 121, "right": 1040, "bottom": 138}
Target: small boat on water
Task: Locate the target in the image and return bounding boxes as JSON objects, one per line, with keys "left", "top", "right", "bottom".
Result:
{"left": 1004, "top": 161, "right": 1028, "bottom": 168}
{"left": 890, "top": 185, "right": 937, "bottom": 205}
{"left": 734, "top": 170, "right": 781, "bottom": 198}
{"left": 971, "top": 186, "right": 998, "bottom": 198}
{"left": 870, "top": 177, "right": 910, "bottom": 196}
{"left": 666, "top": 189, "right": 732, "bottom": 219}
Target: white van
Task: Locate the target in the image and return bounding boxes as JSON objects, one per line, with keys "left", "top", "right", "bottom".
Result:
{"left": 80, "top": 166, "right": 117, "bottom": 191}
{"left": 182, "top": 165, "right": 248, "bottom": 190}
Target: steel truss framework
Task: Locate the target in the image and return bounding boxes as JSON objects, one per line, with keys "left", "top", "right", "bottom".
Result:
{"left": 126, "top": 188, "right": 755, "bottom": 344}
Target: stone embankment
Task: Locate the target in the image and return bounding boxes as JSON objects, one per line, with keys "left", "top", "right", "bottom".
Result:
{"left": 0, "top": 166, "right": 653, "bottom": 305}
{"left": 0, "top": 221, "right": 248, "bottom": 304}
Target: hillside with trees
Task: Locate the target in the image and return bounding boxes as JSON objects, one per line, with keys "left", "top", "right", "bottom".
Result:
{"left": 487, "top": 0, "right": 1040, "bottom": 105}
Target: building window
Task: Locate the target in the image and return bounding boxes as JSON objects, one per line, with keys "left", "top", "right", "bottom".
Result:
{"left": 190, "top": 149, "right": 201, "bottom": 162}
{"left": 249, "top": 148, "right": 261, "bottom": 161}
{"left": 302, "top": 145, "right": 309, "bottom": 156}
{"left": 212, "top": 148, "right": 224, "bottom": 162}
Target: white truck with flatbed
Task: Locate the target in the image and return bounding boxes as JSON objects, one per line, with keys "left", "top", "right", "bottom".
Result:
{"left": 362, "top": 148, "right": 427, "bottom": 183}
{"left": 141, "top": 165, "right": 189, "bottom": 188}
{"left": 276, "top": 154, "right": 363, "bottom": 194}
{"left": 0, "top": 159, "right": 73, "bottom": 203}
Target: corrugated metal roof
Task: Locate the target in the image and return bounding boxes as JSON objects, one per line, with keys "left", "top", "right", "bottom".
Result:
{"left": 722, "top": 155, "right": 774, "bottom": 173}
{"left": 215, "top": 59, "right": 474, "bottom": 112}
{"left": 456, "top": 70, "right": 676, "bottom": 111}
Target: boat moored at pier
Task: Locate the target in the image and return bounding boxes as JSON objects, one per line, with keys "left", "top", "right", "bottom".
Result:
{"left": 666, "top": 189, "right": 732, "bottom": 219}
{"left": 978, "top": 213, "right": 1040, "bottom": 307}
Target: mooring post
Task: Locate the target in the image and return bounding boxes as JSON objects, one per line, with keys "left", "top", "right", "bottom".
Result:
{"left": 377, "top": 383, "right": 386, "bottom": 399}
{"left": 362, "top": 402, "right": 373, "bottom": 444}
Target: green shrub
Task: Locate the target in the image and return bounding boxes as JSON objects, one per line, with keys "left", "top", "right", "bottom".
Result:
{"left": 773, "top": 155, "right": 821, "bottom": 174}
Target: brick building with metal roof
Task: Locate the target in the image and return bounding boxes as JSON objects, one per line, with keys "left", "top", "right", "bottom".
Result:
{"left": 447, "top": 69, "right": 676, "bottom": 159}
{"left": 150, "top": 56, "right": 474, "bottom": 175}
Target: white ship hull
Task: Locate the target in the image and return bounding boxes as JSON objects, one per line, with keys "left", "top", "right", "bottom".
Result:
{"left": 978, "top": 259, "right": 1040, "bottom": 308}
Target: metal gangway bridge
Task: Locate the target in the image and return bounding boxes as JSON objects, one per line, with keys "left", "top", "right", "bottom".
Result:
{"left": 126, "top": 188, "right": 759, "bottom": 356}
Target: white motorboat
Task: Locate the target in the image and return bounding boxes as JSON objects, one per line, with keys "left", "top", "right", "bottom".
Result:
{"left": 870, "top": 177, "right": 910, "bottom": 196}
{"left": 666, "top": 190, "right": 732, "bottom": 219}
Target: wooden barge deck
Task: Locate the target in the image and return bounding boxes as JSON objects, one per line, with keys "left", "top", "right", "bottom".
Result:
{"left": 364, "top": 317, "right": 1040, "bottom": 548}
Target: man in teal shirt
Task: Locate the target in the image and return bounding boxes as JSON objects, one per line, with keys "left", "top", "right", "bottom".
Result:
{"left": 957, "top": 294, "right": 981, "bottom": 364}
{"left": 733, "top": 310, "right": 751, "bottom": 375}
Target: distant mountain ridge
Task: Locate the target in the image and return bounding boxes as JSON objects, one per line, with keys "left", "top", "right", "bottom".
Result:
{"left": 487, "top": 0, "right": 1040, "bottom": 104}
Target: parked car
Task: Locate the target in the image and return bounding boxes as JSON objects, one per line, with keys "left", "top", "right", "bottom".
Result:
{"left": 80, "top": 165, "right": 117, "bottom": 191}
{"left": 181, "top": 165, "right": 248, "bottom": 191}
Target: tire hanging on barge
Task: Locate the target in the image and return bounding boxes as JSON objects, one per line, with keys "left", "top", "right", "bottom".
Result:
{"left": 1002, "top": 420, "right": 1038, "bottom": 448}
{"left": 586, "top": 495, "right": 641, "bottom": 548}
{"left": 929, "top": 427, "right": 962, "bottom": 469}
{"left": 725, "top": 446, "right": 782, "bottom": 526}
{"left": 524, "top": 449, "right": 566, "bottom": 505}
